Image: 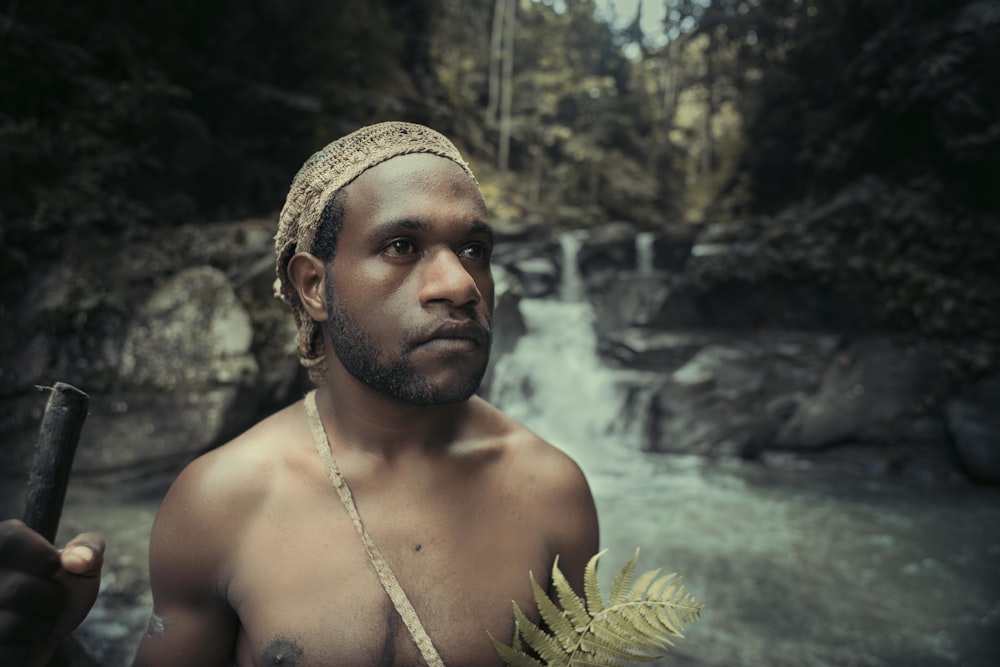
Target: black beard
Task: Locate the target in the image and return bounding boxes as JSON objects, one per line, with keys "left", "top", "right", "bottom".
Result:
{"left": 324, "top": 280, "right": 488, "bottom": 405}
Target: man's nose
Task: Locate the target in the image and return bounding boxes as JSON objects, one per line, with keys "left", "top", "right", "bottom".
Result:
{"left": 419, "top": 247, "right": 481, "bottom": 307}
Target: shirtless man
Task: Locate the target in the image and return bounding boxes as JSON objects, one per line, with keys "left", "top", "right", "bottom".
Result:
{"left": 0, "top": 122, "right": 599, "bottom": 666}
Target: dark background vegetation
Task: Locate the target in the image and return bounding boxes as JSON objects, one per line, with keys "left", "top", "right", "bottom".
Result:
{"left": 2, "top": 0, "right": 997, "bottom": 353}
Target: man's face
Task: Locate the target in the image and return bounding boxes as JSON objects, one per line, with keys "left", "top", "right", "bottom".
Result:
{"left": 323, "top": 153, "right": 494, "bottom": 405}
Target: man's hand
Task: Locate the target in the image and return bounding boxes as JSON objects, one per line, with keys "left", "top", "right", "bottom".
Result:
{"left": 0, "top": 519, "right": 104, "bottom": 667}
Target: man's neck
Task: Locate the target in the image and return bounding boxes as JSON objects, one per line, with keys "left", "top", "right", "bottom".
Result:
{"left": 313, "top": 378, "right": 473, "bottom": 460}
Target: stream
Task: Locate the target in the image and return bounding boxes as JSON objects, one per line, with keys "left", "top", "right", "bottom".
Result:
{"left": 488, "top": 294, "right": 1000, "bottom": 666}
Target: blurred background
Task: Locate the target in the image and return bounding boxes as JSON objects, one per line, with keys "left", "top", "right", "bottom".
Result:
{"left": 1, "top": 0, "right": 998, "bottom": 665}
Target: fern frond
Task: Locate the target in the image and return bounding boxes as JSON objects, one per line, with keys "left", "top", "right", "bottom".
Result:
{"left": 492, "top": 549, "right": 704, "bottom": 667}
{"left": 583, "top": 549, "right": 607, "bottom": 615}
{"left": 531, "top": 571, "right": 577, "bottom": 650}
{"left": 607, "top": 548, "right": 640, "bottom": 607}
{"left": 489, "top": 630, "right": 545, "bottom": 667}
{"left": 551, "top": 556, "right": 590, "bottom": 630}
{"left": 514, "top": 600, "right": 569, "bottom": 664}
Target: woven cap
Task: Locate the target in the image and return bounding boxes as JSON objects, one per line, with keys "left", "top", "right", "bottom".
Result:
{"left": 274, "top": 121, "right": 477, "bottom": 383}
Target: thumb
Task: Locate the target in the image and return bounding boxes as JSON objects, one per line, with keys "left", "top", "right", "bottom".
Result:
{"left": 59, "top": 533, "right": 106, "bottom": 576}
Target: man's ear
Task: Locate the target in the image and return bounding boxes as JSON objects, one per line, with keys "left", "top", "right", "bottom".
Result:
{"left": 287, "top": 252, "right": 329, "bottom": 322}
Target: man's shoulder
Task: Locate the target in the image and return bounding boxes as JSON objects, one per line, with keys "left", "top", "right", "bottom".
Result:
{"left": 163, "top": 399, "right": 311, "bottom": 515}
{"left": 472, "top": 397, "right": 590, "bottom": 493}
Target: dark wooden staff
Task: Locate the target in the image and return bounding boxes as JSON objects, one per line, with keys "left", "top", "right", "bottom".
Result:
{"left": 22, "top": 382, "right": 89, "bottom": 543}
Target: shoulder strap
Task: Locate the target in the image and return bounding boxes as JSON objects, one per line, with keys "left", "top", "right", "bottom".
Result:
{"left": 304, "top": 390, "right": 446, "bottom": 667}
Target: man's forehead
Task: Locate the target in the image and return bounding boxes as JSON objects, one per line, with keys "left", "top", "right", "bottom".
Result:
{"left": 341, "top": 154, "right": 488, "bottom": 225}
{"left": 348, "top": 153, "right": 481, "bottom": 191}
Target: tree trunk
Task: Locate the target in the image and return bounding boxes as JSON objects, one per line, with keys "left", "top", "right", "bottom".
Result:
{"left": 486, "top": 0, "right": 505, "bottom": 125}
{"left": 498, "top": 0, "right": 516, "bottom": 173}
{"left": 701, "top": 32, "right": 716, "bottom": 182}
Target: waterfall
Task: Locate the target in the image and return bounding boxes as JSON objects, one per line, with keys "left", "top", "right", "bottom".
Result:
{"left": 636, "top": 231, "right": 654, "bottom": 275}
{"left": 558, "top": 231, "right": 586, "bottom": 302}
{"left": 489, "top": 233, "right": 645, "bottom": 495}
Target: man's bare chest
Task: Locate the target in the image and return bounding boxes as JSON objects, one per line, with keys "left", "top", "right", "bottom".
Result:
{"left": 228, "top": 488, "right": 550, "bottom": 666}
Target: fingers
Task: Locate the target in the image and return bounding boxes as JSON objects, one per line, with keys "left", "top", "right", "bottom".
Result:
{"left": 59, "top": 534, "right": 105, "bottom": 577}
{"left": 0, "top": 520, "right": 61, "bottom": 578}
{"left": 0, "top": 609, "right": 54, "bottom": 642}
{"left": 0, "top": 520, "right": 103, "bottom": 666}
{"left": 0, "top": 568, "right": 67, "bottom": 616}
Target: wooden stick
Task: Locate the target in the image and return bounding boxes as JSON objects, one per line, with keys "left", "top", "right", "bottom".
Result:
{"left": 22, "top": 382, "right": 89, "bottom": 543}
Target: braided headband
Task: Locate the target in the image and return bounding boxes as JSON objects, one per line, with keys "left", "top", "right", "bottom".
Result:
{"left": 273, "top": 121, "right": 477, "bottom": 383}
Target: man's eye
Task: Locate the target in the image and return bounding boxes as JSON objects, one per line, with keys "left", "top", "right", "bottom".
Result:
{"left": 459, "top": 243, "right": 489, "bottom": 261}
{"left": 384, "top": 239, "right": 416, "bottom": 256}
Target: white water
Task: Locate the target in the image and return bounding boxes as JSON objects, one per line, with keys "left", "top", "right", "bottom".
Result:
{"left": 636, "top": 231, "right": 655, "bottom": 275}
{"left": 489, "top": 298, "right": 644, "bottom": 497}
{"left": 485, "top": 235, "right": 1000, "bottom": 666}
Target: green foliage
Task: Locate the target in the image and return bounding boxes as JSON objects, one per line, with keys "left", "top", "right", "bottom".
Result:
{"left": 0, "top": 0, "right": 446, "bottom": 258}
{"left": 490, "top": 549, "right": 704, "bottom": 666}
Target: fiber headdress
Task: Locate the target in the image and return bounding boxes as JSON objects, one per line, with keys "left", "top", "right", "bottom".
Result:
{"left": 274, "top": 121, "right": 477, "bottom": 384}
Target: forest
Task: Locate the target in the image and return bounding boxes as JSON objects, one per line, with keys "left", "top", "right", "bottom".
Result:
{"left": 2, "top": 0, "right": 997, "bottom": 347}
{"left": 2, "top": 3, "right": 999, "bottom": 666}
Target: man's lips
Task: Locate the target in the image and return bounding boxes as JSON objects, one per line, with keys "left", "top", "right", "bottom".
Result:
{"left": 415, "top": 321, "right": 490, "bottom": 349}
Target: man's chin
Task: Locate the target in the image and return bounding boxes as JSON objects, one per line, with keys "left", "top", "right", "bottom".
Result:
{"left": 386, "top": 368, "right": 487, "bottom": 406}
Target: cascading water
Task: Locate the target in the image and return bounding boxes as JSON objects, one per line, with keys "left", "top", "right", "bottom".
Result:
{"left": 488, "top": 233, "right": 645, "bottom": 496}
{"left": 486, "top": 232, "right": 1000, "bottom": 667}
{"left": 636, "top": 231, "right": 655, "bottom": 275}
{"left": 557, "top": 231, "right": 587, "bottom": 302}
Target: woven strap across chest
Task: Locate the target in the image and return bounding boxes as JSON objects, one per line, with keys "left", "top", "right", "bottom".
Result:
{"left": 304, "top": 390, "right": 446, "bottom": 667}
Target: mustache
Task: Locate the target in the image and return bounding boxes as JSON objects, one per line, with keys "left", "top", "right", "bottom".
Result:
{"left": 412, "top": 317, "right": 492, "bottom": 349}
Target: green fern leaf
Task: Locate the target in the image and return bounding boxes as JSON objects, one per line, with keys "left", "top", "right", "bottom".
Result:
{"left": 492, "top": 549, "right": 704, "bottom": 667}
{"left": 514, "top": 600, "right": 570, "bottom": 665}
{"left": 489, "top": 631, "right": 546, "bottom": 667}
{"left": 530, "top": 571, "right": 577, "bottom": 651}
{"left": 606, "top": 548, "right": 639, "bottom": 607}
{"left": 551, "top": 556, "right": 591, "bottom": 630}
{"left": 626, "top": 568, "right": 662, "bottom": 601}
{"left": 583, "top": 549, "right": 607, "bottom": 616}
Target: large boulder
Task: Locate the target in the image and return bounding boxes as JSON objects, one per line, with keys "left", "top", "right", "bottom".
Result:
{"left": 775, "top": 338, "right": 952, "bottom": 449}
{"left": 946, "top": 375, "right": 1000, "bottom": 483}
{"left": 636, "top": 333, "right": 837, "bottom": 457}
{"left": 0, "top": 219, "right": 303, "bottom": 480}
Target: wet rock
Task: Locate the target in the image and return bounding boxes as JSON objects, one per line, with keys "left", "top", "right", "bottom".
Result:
{"left": 120, "top": 266, "right": 257, "bottom": 389}
{"left": 74, "top": 388, "right": 242, "bottom": 473}
{"left": 480, "top": 268, "right": 527, "bottom": 401}
{"left": 946, "top": 375, "right": 1000, "bottom": 483}
{"left": 592, "top": 274, "right": 674, "bottom": 335}
{"left": 776, "top": 338, "right": 952, "bottom": 450}
{"left": 577, "top": 222, "right": 636, "bottom": 295}
{"left": 599, "top": 327, "right": 709, "bottom": 368}
{"left": 638, "top": 334, "right": 838, "bottom": 457}
{"left": 494, "top": 237, "right": 561, "bottom": 299}
{"left": 0, "top": 219, "right": 301, "bottom": 480}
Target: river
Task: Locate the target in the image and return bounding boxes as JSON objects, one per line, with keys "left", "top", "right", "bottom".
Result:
{"left": 488, "top": 295, "right": 1000, "bottom": 666}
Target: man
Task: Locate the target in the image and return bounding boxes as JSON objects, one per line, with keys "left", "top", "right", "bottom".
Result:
{"left": 0, "top": 121, "right": 600, "bottom": 666}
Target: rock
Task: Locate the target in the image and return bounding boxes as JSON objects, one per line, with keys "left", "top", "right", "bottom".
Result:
{"left": 120, "top": 266, "right": 257, "bottom": 389}
{"left": 592, "top": 274, "right": 675, "bottom": 335}
{"left": 0, "top": 219, "right": 302, "bottom": 480}
{"left": 598, "top": 328, "right": 708, "bottom": 368}
{"left": 480, "top": 268, "right": 527, "bottom": 401}
{"left": 73, "top": 388, "right": 243, "bottom": 474}
{"left": 494, "top": 237, "right": 561, "bottom": 299}
{"left": 946, "top": 375, "right": 1000, "bottom": 483}
{"left": 577, "top": 222, "right": 636, "bottom": 295}
{"left": 637, "top": 334, "right": 838, "bottom": 457}
{"left": 776, "top": 338, "right": 951, "bottom": 450}
{"left": 507, "top": 256, "right": 560, "bottom": 298}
